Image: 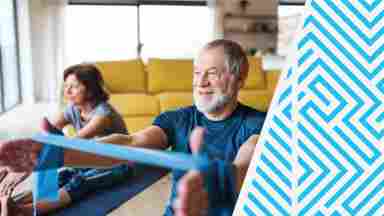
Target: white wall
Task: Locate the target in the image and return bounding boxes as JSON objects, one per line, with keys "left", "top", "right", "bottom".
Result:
{"left": 218, "top": 0, "right": 279, "bottom": 51}
{"left": 29, "top": 0, "right": 57, "bottom": 102}
{"left": 20, "top": 0, "right": 66, "bottom": 102}
{"left": 16, "top": 0, "right": 35, "bottom": 104}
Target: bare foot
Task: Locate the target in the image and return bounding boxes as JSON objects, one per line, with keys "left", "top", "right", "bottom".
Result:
{"left": 0, "top": 169, "right": 8, "bottom": 184}
{"left": 0, "top": 173, "right": 29, "bottom": 197}
{"left": 1, "top": 196, "right": 28, "bottom": 216}
{"left": 1, "top": 196, "right": 7, "bottom": 216}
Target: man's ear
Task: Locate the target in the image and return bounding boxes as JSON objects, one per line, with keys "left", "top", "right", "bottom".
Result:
{"left": 237, "top": 72, "right": 247, "bottom": 89}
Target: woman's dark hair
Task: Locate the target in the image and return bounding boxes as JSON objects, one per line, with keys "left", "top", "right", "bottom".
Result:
{"left": 63, "top": 64, "right": 109, "bottom": 103}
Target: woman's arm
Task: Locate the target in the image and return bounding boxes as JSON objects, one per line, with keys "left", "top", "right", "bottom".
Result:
{"left": 0, "top": 125, "right": 169, "bottom": 171}
{"left": 74, "top": 115, "right": 111, "bottom": 139}
{"left": 51, "top": 112, "right": 69, "bottom": 130}
{"left": 63, "top": 126, "right": 169, "bottom": 167}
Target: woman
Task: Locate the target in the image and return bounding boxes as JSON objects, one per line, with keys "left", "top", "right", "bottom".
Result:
{"left": 0, "top": 64, "right": 133, "bottom": 216}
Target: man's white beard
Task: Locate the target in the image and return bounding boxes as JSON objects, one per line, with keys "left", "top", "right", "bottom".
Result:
{"left": 193, "top": 90, "right": 231, "bottom": 113}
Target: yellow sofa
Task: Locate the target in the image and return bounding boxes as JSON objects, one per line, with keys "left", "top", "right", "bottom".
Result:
{"left": 95, "top": 57, "right": 280, "bottom": 133}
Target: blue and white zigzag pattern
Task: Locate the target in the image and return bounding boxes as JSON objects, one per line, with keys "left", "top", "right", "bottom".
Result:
{"left": 234, "top": 0, "right": 384, "bottom": 215}
{"left": 240, "top": 67, "right": 295, "bottom": 216}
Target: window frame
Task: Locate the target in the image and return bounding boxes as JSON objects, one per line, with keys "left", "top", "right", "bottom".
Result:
{"left": 69, "top": 0, "right": 305, "bottom": 6}
{"left": 67, "top": 1, "right": 208, "bottom": 60}
{"left": 0, "top": 45, "right": 4, "bottom": 113}
{"left": 69, "top": 0, "right": 206, "bottom": 6}
{"left": 0, "top": 0, "right": 22, "bottom": 114}
{"left": 66, "top": 0, "right": 305, "bottom": 61}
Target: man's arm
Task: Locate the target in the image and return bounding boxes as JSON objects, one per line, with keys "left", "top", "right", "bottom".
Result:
{"left": 63, "top": 125, "right": 169, "bottom": 167}
{"left": 174, "top": 132, "right": 259, "bottom": 216}
{"left": 233, "top": 134, "right": 259, "bottom": 193}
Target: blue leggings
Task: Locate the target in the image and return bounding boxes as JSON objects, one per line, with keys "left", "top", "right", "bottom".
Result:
{"left": 59, "top": 164, "right": 134, "bottom": 202}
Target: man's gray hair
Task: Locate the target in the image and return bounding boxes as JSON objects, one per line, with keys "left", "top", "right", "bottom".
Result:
{"left": 203, "top": 39, "right": 249, "bottom": 77}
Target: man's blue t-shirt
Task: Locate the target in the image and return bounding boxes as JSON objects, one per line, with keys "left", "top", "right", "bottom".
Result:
{"left": 153, "top": 103, "right": 266, "bottom": 216}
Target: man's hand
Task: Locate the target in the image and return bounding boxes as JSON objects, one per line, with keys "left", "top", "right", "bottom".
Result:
{"left": 0, "top": 139, "right": 42, "bottom": 172}
{"left": 173, "top": 127, "right": 209, "bottom": 216}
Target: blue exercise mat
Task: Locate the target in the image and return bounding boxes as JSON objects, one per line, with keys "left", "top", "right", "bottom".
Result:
{"left": 49, "top": 165, "right": 168, "bottom": 216}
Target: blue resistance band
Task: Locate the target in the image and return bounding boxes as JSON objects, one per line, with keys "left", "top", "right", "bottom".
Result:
{"left": 32, "top": 130, "right": 64, "bottom": 216}
{"left": 32, "top": 133, "right": 236, "bottom": 215}
{"left": 32, "top": 133, "right": 210, "bottom": 171}
{"left": 32, "top": 134, "right": 224, "bottom": 213}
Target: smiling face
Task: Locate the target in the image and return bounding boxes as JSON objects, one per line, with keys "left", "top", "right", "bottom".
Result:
{"left": 193, "top": 46, "right": 240, "bottom": 115}
{"left": 63, "top": 74, "right": 89, "bottom": 105}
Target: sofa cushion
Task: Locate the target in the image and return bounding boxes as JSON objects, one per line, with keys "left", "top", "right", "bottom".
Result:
{"left": 123, "top": 116, "right": 156, "bottom": 133}
{"left": 147, "top": 58, "right": 193, "bottom": 93}
{"left": 96, "top": 59, "right": 146, "bottom": 93}
{"left": 109, "top": 94, "right": 159, "bottom": 116}
{"left": 266, "top": 69, "right": 281, "bottom": 92}
{"left": 158, "top": 92, "right": 193, "bottom": 112}
{"left": 238, "top": 90, "right": 273, "bottom": 112}
{"left": 244, "top": 57, "right": 266, "bottom": 90}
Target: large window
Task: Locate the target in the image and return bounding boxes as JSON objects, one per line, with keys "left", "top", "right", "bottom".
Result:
{"left": 66, "top": 4, "right": 210, "bottom": 64}
{"left": 0, "top": 0, "right": 21, "bottom": 113}
{"left": 140, "top": 5, "right": 210, "bottom": 59}
{"left": 277, "top": 5, "right": 304, "bottom": 56}
{"left": 66, "top": 5, "right": 138, "bottom": 65}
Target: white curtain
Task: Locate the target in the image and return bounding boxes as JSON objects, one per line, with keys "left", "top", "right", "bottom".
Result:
{"left": 30, "top": 0, "right": 68, "bottom": 103}
{"left": 207, "top": 0, "right": 224, "bottom": 40}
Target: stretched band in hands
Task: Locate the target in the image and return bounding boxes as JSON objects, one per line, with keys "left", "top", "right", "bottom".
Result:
{"left": 32, "top": 133, "right": 210, "bottom": 172}
{"left": 32, "top": 133, "right": 237, "bottom": 215}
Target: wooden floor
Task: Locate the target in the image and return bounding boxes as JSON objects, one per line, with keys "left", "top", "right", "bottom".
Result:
{"left": 0, "top": 103, "right": 170, "bottom": 216}
{"left": 108, "top": 175, "right": 171, "bottom": 216}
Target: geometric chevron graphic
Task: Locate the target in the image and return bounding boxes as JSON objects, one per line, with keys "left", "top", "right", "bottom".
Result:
{"left": 234, "top": 0, "right": 384, "bottom": 215}
{"left": 247, "top": 67, "right": 295, "bottom": 216}
{"left": 235, "top": 65, "right": 296, "bottom": 216}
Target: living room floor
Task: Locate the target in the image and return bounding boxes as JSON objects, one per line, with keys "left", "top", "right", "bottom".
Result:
{"left": 0, "top": 103, "right": 170, "bottom": 216}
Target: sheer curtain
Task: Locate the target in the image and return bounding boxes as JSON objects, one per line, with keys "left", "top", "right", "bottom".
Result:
{"left": 30, "top": 0, "right": 68, "bottom": 103}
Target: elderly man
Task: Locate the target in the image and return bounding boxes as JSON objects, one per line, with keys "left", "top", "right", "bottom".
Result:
{"left": 0, "top": 39, "right": 265, "bottom": 216}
